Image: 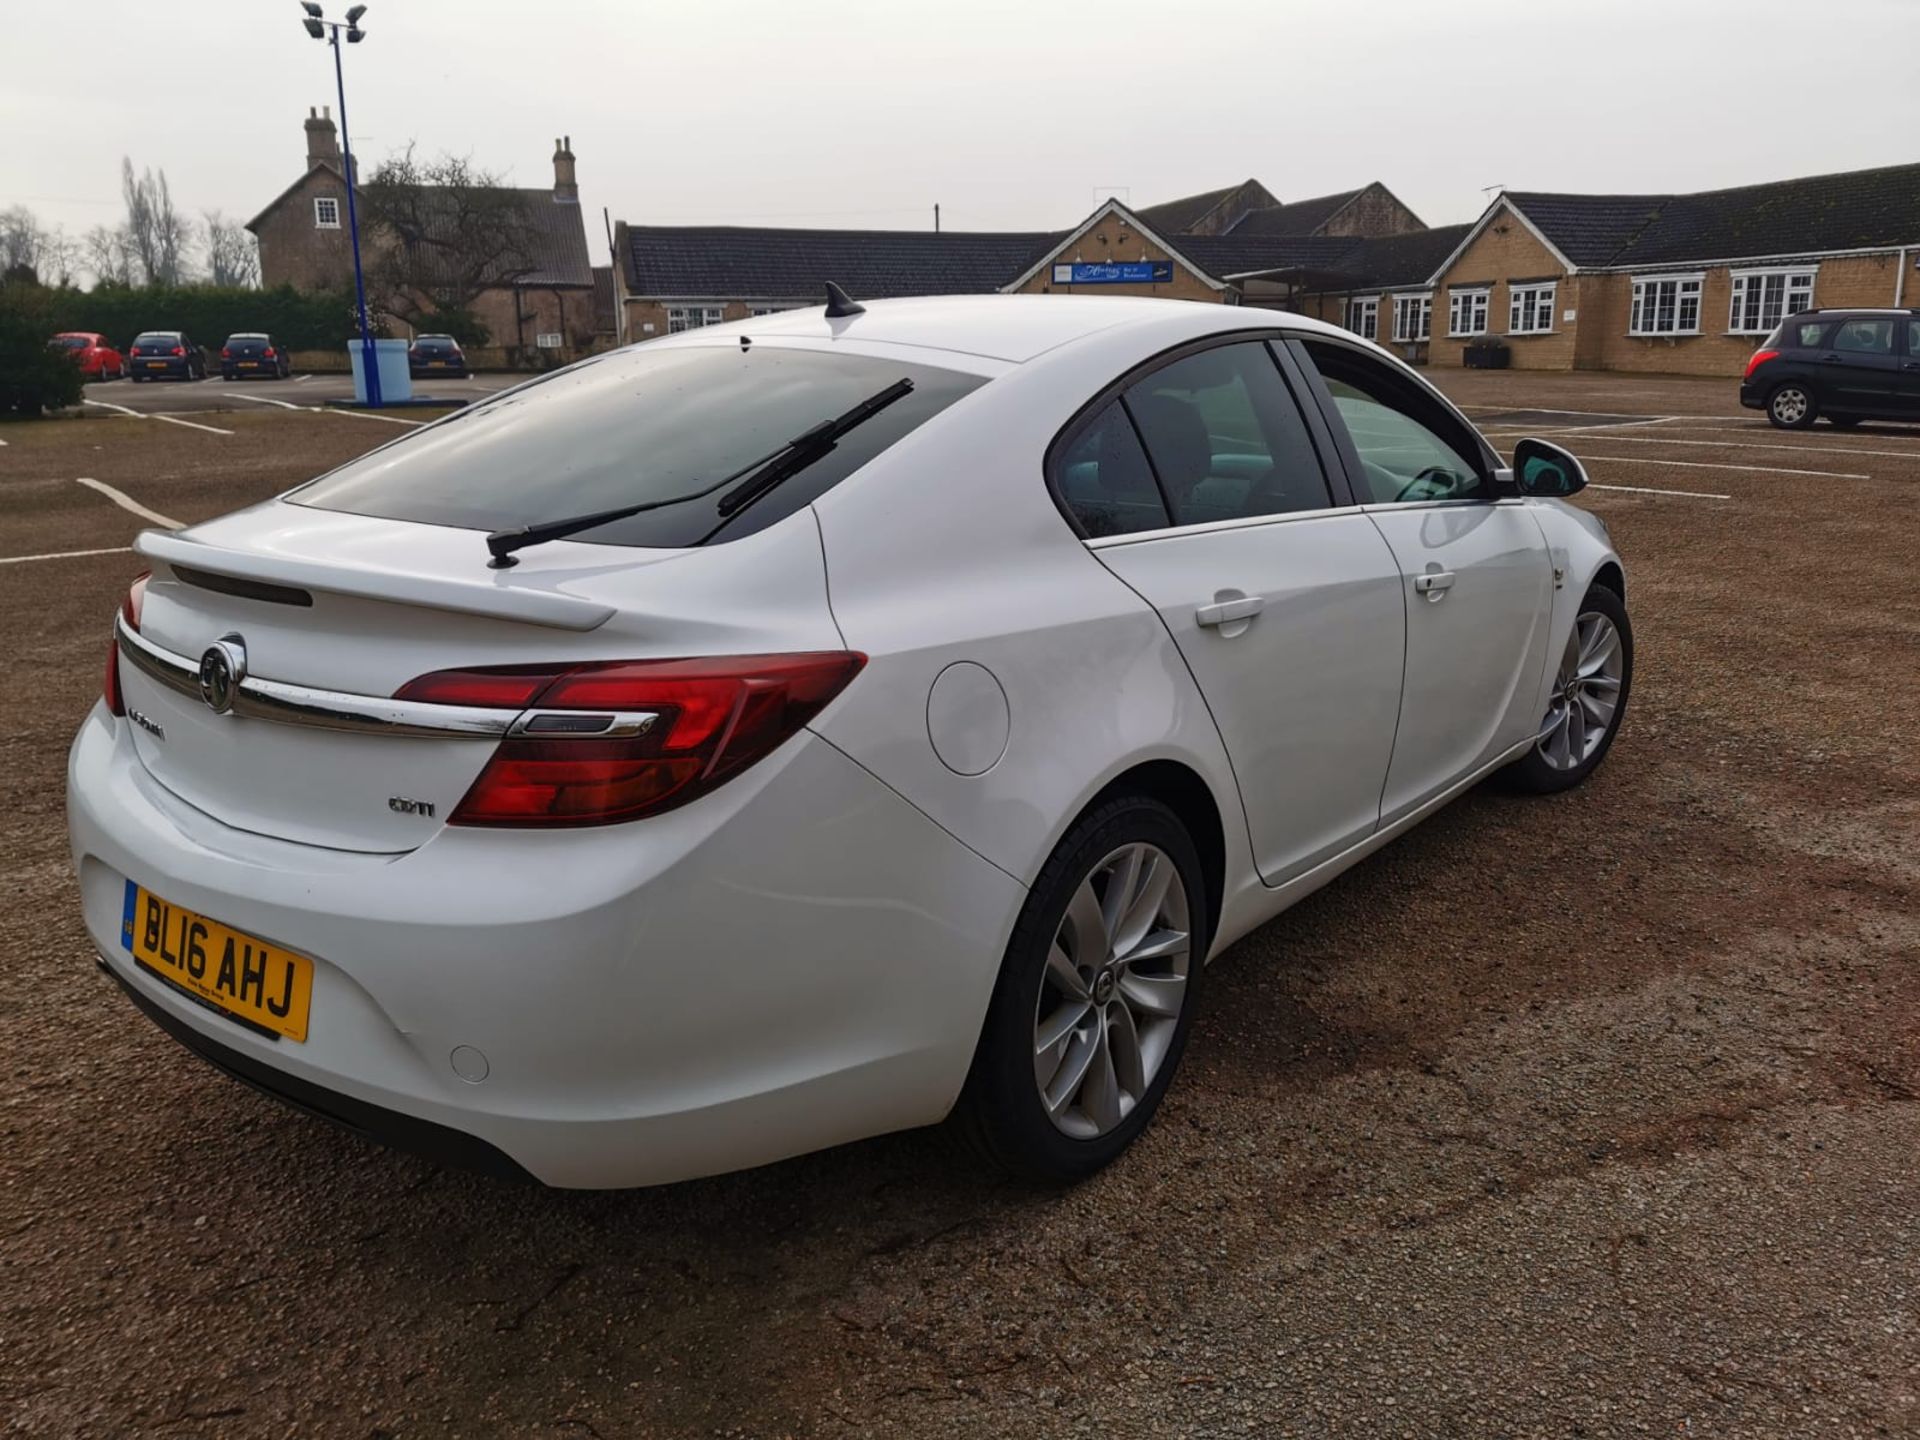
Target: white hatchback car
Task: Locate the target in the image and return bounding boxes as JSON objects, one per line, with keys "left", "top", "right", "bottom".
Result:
{"left": 68, "top": 295, "right": 1631, "bottom": 1188}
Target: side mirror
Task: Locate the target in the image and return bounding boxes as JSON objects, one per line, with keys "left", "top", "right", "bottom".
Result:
{"left": 1511, "top": 437, "right": 1588, "bottom": 498}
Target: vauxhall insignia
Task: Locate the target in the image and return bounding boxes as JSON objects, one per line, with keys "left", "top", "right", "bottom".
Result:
{"left": 197, "top": 635, "right": 248, "bottom": 715}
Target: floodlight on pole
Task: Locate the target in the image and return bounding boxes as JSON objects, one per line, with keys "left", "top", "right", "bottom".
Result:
{"left": 300, "top": 2, "right": 382, "bottom": 406}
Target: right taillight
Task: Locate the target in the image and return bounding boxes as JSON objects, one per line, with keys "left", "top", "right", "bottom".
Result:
{"left": 220, "top": 347, "right": 232, "bottom": 359}
{"left": 105, "top": 572, "right": 150, "bottom": 717}
{"left": 394, "top": 652, "right": 866, "bottom": 827}
{"left": 1744, "top": 349, "right": 1779, "bottom": 380}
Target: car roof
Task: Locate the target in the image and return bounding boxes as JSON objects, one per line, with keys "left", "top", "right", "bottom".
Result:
{"left": 670, "top": 293, "right": 1345, "bottom": 365}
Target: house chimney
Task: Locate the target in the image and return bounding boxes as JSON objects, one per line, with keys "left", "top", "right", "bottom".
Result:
{"left": 552, "top": 135, "right": 578, "bottom": 203}
{"left": 305, "top": 105, "right": 340, "bottom": 170}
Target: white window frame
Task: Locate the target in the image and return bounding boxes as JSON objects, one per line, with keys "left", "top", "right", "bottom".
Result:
{"left": 313, "top": 196, "right": 341, "bottom": 229}
{"left": 667, "top": 305, "right": 727, "bottom": 334}
{"left": 1392, "top": 292, "right": 1432, "bottom": 343}
{"left": 1628, "top": 273, "right": 1705, "bottom": 337}
{"left": 1727, "top": 267, "right": 1816, "bottom": 335}
{"left": 1448, "top": 288, "right": 1490, "bottom": 337}
{"left": 1345, "top": 295, "right": 1379, "bottom": 341}
{"left": 748, "top": 304, "right": 799, "bottom": 317}
{"left": 1507, "top": 282, "right": 1556, "bottom": 336}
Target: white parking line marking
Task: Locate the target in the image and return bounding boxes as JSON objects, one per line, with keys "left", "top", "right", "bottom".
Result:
{"left": 1459, "top": 405, "right": 1736, "bottom": 421}
{"left": 1503, "top": 431, "right": 1920, "bottom": 462}
{"left": 1588, "top": 483, "right": 1732, "bottom": 500}
{"left": 0, "top": 545, "right": 135, "bottom": 566}
{"left": 223, "top": 392, "right": 305, "bottom": 410}
{"left": 0, "top": 435, "right": 8, "bottom": 445}
{"left": 84, "top": 398, "right": 143, "bottom": 418}
{"left": 322, "top": 408, "right": 424, "bottom": 426}
{"left": 150, "top": 413, "right": 234, "bottom": 436}
{"left": 1577, "top": 454, "right": 1868, "bottom": 479}
{"left": 293, "top": 374, "right": 314, "bottom": 383}
{"left": 75, "top": 478, "right": 184, "bottom": 529}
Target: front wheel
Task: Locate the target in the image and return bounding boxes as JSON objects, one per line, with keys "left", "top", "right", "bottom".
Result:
{"left": 955, "top": 794, "right": 1208, "bottom": 1183}
{"left": 1502, "top": 585, "right": 1632, "bottom": 795}
{"left": 1767, "top": 383, "right": 1816, "bottom": 429}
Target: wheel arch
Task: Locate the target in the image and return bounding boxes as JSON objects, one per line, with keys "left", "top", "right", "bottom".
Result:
{"left": 1590, "top": 560, "right": 1625, "bottom": 602}
{"left": 1084, "top": 758, "right": 1226, "bottom": 946}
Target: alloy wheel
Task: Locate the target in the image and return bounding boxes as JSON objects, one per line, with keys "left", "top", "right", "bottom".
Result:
{"left": 1033, "top": 842, "right": 1191, "bottom": 1139}
{"left": 1537, "top": 609, "right": 1624, "bottom": 771}
{"left": 1771, "top": 387, "right": 1809, "bottom": 425}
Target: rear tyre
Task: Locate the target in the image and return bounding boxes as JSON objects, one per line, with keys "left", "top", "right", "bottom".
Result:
{"left": 1767, "top": 383, "right": 1816, "bottom": 429}
{"left": 1501, "top": 584, "right": 1632, "bottom": 795}
{"left": 955, "top": 794, "right": 1208, "bottom": 1183}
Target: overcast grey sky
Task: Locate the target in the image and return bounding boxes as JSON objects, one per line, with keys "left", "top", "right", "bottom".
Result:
{"left": 5, "top": 0, "right": 1915, "bottom": 276}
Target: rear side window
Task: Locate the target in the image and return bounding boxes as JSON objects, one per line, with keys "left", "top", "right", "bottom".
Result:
{"left": 1123, "top": 343, "right": 1331, "bottom": 524}
{"left": 1052, "top": 403, "right": 1169, "bottom": 538}
{"left": 1909, "top": 321, "right": 1920, "bottom": 356}
{"left": 1787, "top": 320, "right": 1828, "bottom": 347}
{"left": 292, "top": 344, "right": 987, "bottom": 548}
{"left": 1832, "top": 319, "right": 1894, "bottom": 354}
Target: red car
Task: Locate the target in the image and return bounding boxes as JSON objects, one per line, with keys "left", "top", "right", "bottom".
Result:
{"left": 50, "top": 332, "right": 127, "bottom": 381}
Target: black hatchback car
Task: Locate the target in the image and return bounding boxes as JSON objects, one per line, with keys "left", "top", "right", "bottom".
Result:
{"left": 1741, "top": 309, "right": 1920, "bottom": 428}
{"left": 128, "top": 331, "right": 207, "bottom": 382}
{"left": 408, "top": 334, "right": 468, "bottom": 378}
{"left": 220, "top": 333, "right": 290, "bottom": 381}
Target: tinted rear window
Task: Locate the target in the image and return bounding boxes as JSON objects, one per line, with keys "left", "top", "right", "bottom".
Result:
{"left": 226, "top": 334, "right": 267, "bottom": 346}
{"left": 52, "top": 335, "right": 91, "bottom": 350}
{"left": 413, "top": 337, "right": 457, "bottom": 351}
{"left": 133, "top": 335, "right": 177, "bottom": 351}
{"left": 292, "top": 344, "right": 987, "bottom": 548}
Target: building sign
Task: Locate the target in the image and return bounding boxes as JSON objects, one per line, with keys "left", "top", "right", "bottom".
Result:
{"left": 1052, "top": 261, "right": 1174, "bottom": 285}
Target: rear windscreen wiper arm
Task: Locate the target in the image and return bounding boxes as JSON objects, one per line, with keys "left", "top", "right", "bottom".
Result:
{"left": 484, "top": 377, "right": 914, "bottom": 568}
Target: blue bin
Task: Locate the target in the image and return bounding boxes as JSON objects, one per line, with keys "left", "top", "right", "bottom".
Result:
{"left": 346, "top": 339, "right": 414, "bottom": 404}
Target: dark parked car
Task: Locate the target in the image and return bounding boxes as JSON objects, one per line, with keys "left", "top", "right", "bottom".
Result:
{"left": 49, "top": 332, "right": 126, "bottom": 380}
{"left": 128, "top": 331, "right": 207, "bottom": 382}
{"left": 220, "top": 333, "right": 291, "bottom": 381}
{"left": 408, "top": 334, "right": 468, "bottom": 378}
{"left": 1741, "top": 308, "right": 1920, "bottom": 429}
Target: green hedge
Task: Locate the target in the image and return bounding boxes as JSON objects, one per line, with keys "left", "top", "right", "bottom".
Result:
{"left": 0, "top": 282, "right": 85, "bottom": 415}
{"left": 40, "top": 284, "right": 369, "bottom": 352}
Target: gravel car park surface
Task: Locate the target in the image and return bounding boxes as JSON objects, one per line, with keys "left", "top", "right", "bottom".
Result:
{"left": 3, "top": 375, "right": 1918, "bottom": 1438}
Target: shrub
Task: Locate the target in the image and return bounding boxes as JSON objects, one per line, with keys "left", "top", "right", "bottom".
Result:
{"left": 0, "top": 280, "right": 84, "bottom": 417}
{"left": 43, "top": 283, "right": 364, "bottom": 352}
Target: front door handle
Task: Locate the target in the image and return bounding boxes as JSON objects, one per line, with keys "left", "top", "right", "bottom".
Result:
{"left": 1195, "top": 595, "right": 1264, "bottom": 628}
{"left": 1413, "top": 570, "right": 1456, "bottom": 601}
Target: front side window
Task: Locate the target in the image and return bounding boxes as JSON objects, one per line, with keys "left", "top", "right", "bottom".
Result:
{"left": 1345, "top": 297, "right": 1379, "bottom": 341}
{"left": 1629, "top": 275, "right": 1703, "bottom": 336}
{"left": 668, "top": 306, "right": 726, "bottom": 333}
{"left": 1299, "top": 339, "right": 1488, "bottom": 506}
{"left": 313, "top": 196, "right": 340, "bottom": 229}
{"left": 1392, "top": 293, "right": 1432, "bottom": 342}
{"left": 293, "top": 345, "right": 986, "bottom": 548}
{"left": 1508, "top": 282, "right": 1556, "bottom": 335}
{"left": 1448, "top": 289, "right": 1489, "bottom": 337}
{"left": 1123, "top": 342, "right": 1333, "bottom": 526}
{"left": 1729, "top": 269, "right": 1815, "bottom": 334}
{"left": 1052, "top": 402, "right": 1169, "bottom": 538}
{"left": 1832, "top": 318, "right": 1894, "bottom": 354}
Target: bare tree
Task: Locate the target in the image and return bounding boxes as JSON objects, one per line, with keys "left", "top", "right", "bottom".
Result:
{"left": 119, "top": 157, "right": 191, "bottom": 284}
{"left": 0, "top": 205, "right": 77, "bottom": 284}
{"left": 360, "top": 147, "right": 545, "bottom": 332}
{"left": 83, "top": 225, "right": 136, "bottom": 287}
{"left": 202, "top": 209, "right": 260, "bottom": 288}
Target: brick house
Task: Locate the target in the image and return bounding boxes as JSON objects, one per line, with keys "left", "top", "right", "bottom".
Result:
{"left": 249, "top": 109, "right": 597, "bottom": 363}
{"left": 611, "top": 178, "right": 1423, "bottom": 337}
{"left": 1414, "top": 162, "right": 1920, "bottom": 373}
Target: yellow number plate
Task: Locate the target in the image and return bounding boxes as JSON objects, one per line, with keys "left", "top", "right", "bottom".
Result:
{"left": 120, "top": 881, "right": 313, "bottom": 1042}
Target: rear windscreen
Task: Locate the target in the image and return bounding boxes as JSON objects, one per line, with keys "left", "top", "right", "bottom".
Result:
{"left": 133, "top": 336, "right": 176, "bottom": 351}
{"left": 413, "top": 338, "right": 456, "bottom": 351}
{"left": 52, "top": 336, "right": 91, "bottom": 350}
{"left": 291, "top": 343, "right": 987, "bottom": 548}
{"left": 226, "top": 335, "right": 267, "bottom": 346}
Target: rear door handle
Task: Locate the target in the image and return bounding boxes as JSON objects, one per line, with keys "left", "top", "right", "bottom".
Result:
{"left": 1413, "top": 570, "right": 1456, "bottom": 600}
{"left": 1195, "top": 595, "right": 1264, "bottom": 627}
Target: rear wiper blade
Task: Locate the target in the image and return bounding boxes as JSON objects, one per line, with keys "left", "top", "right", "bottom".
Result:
{"left": 484, "top": 377, "right": 914, "bottom": 568}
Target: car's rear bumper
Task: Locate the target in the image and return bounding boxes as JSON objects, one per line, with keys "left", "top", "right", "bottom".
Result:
{"left": 67, "top": 705, "right": 1025, "bottom": 1187}
{"left": 1738, "top": 379, "right": 1770, "bottom": 410}
{"left": 134, "top": 360, "right": 192, "bottom": 377}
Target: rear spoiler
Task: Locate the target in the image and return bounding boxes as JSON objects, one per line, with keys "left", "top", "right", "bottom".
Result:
{"left": 135, "top": 529, "right": 615, "bottom": 632}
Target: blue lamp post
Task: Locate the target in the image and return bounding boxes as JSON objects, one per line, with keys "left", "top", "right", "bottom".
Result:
{"left": 301, "top": 2, "right": 381, "bottom": 407}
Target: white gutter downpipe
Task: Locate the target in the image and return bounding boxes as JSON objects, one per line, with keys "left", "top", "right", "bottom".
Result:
{"left": 1897, "top": 247, "right": 1910, "bottom": 307}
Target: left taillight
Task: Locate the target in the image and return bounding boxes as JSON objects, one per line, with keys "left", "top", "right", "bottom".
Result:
{"left": 1744, "top": 349, "right": 1780, "bottom": 380}
{"left": 393, "top": 651, "right": 866, "bottom": 827}
{"left": 105, "top": 572, "right": 149, "bottom": 717}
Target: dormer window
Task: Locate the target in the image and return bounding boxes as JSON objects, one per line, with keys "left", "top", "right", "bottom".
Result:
{"left": 314, "top": 196, "right": 341, "bottom": 229}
